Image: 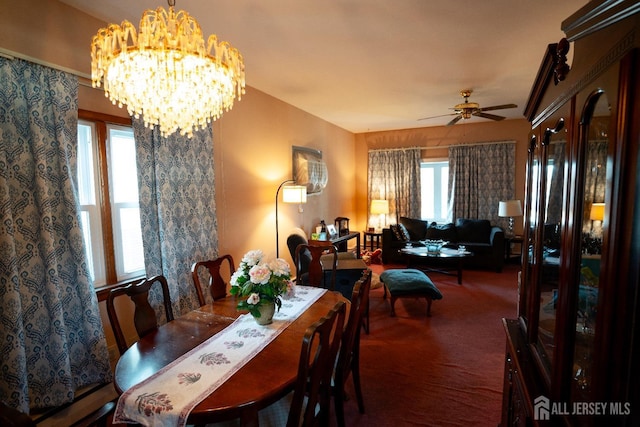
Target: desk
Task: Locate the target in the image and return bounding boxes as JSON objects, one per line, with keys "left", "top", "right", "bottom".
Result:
{"left": 309, "top": 231, "right": 361, "bottom": 258}
{"left": 114, "top": 291, "right": 345, "bottom": 425}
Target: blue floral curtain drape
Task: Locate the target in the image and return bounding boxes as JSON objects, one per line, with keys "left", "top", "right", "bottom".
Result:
{"left": 367, "top": 148, "right": 421, "bottom": 224}
{"left": 133, "top": 119, "right": 218, "bottom": 318}
{"left": 0, "top": 58, "right": 112, "bottom": 413}
{"left": 448, "top": 142, "right": 515, "bottom": 226}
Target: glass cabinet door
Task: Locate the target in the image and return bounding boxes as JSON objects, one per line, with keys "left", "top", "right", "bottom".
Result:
{"left": 520, "top": 133, "right": 538, "bottom": 322}
{"left": 571, "top": 90, "right": 610, "bottom": 401}
{"left": 534, "top": 112, "right": 569, "bottom": 377}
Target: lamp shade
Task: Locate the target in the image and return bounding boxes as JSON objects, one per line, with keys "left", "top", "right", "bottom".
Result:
{"left": 371, "top": 199, "right": 389, "bottom": 215}
{"left": 282, "top": 185, "right": 307, "bottom": 204}
{"left": 498, "top": 200, "right": 523, "bottom": 217}
{"left": 589, "top": 203, "right": 605, "bottom": 221}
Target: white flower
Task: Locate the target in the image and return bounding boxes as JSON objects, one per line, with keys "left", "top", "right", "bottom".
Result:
{"left": 230, "top": 269, "right": 244, "bottom": 287}
{"left": 269, "top": 258, "right": 291, "bottom": 277}
{"left": 246, "top": 293, "right": 260, "bottom": 305}
{"left": 242, "top": 250, "right": 264, "bottom": 267}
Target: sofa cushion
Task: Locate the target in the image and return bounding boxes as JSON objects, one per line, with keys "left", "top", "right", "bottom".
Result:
{"left": 399, "top": 217, "right": 428, "bottom": 241}
{"left": 390, "top": 224, "right": 410, "bottom": 241}
{"left": 425, "top": 222, "right": 457, "bottom": 242}
{"left": 455, "top": 218, "right": 492, "bottom": 243}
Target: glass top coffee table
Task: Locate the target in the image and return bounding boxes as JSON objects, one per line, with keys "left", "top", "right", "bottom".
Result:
{"left": 399, "top": 246, "right": 473, "bottom": 284}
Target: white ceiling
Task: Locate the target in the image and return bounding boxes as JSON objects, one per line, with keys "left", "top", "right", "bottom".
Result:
{"left": 60, "top": 0, "right": 589, "bottom": 133}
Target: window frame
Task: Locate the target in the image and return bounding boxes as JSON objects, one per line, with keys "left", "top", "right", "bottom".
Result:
{"left": 420, "top": 159, "right": 450, "bottom": 223}
{"left": 78, "top": 109, "right": 142, "bottom": 291}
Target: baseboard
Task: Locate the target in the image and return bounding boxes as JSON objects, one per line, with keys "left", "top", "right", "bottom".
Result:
{"left": 32, "top": 382, "right": 117, "bottom": 427}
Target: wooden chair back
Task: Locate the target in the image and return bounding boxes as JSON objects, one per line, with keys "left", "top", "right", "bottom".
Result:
{"left": 288, "top": 300, "right": 346, "bottom": 427}
{"left": 295, "top": 243, "right": 337, "bottom": 290}
{"left": 106, "top": 275, "right": 174, "bottom": 355}
{"left": 191, "top": 254, "right": 235, "bottom": 306}
{"left": 333, "top": 269, "right": 371, "bottom": 426}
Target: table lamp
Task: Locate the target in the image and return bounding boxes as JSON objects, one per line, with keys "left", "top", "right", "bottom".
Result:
{"left": 498, "top": 200, "right": 522, "bottom": 237}
{"left": 276, "top": 180, "right": 307, "bottom": 258}
{"left": 589, "top": 202, "right": 605, "bottom": 238}
{"left": 370, "top": 199, "right": 389, "bottom": 232}
{"left": 589, "top": 203, "right": 605, "bottom": 221}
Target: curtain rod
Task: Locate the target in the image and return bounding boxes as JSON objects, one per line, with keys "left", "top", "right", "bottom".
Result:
{"left": 369, "top": 140, "right": 515, "bottom": 153}
{"left": 368, "top": 146, "right": 422, "bottom": 153}
{"left": 0, "top": 47, "right": 94, "bottom": 87}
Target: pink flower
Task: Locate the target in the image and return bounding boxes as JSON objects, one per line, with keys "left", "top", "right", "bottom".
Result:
{"left": 286, "top": 280, "right": 296, "bottom": 298}
{"left": 249, "top": 264, "right": 271, "bottom": 284}
{"left": 246, "top": 293, "right": 260, "bottom": 305}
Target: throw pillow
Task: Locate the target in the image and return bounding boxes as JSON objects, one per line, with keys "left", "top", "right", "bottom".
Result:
{"left": 397, "top": 223, "right": 411, "bottom": 241}
{"left": 399, "top": 217, "right": 428, "bottom": 240}
{"left": 390, "top": 224, "right": 409, "bottom": 241}
{"left": 425, "top": 222, "right": 457, "bottom": 242}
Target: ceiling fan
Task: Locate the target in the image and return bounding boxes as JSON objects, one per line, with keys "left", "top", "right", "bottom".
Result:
{"left": 419, "top": 90, "right": 517, "bottom": 126}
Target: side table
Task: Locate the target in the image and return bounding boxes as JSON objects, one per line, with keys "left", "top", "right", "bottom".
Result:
{"left": 363, "top": 231, "right": 382, "bottom": 251}
{"left": 505, "top": 235, "right": 524, "bottom": 263}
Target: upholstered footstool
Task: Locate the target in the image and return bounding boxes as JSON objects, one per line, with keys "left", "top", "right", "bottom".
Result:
{"left": 380, "top": 269, "right": 443, "bottom": 317}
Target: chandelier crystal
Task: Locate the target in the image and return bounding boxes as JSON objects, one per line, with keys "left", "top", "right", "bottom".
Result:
{"left": 91, "top": 1, "right": 245, "bottom": 137}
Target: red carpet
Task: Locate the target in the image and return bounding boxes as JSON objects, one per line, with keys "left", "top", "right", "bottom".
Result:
{"left": 338, "top": 263, "right": 519, "bottom": 426}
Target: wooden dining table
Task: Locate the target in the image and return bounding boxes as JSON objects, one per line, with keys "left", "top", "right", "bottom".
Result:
{"left": 113, "top": 289, "right": 346, "bottom": 426}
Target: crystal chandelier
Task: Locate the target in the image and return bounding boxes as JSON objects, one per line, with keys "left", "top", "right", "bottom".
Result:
{"left": 91, "top": 0, "right": 245, "bottom": 137}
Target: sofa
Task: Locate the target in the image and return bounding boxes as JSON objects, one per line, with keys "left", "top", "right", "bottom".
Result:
{"left": 381, "top": 217, "right": 505, "bottom": 272}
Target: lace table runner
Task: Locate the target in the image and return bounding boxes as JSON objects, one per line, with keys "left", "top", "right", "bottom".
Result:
{"left": 114, "top": 286, "right": 326, "bottom": 427}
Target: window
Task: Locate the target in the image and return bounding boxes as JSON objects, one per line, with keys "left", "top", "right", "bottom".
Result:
{"left": 77, "top": 111, "right": 144, "bottom": 287}
{"left": 420, "top": 160, "right": 449, "bottom": 223}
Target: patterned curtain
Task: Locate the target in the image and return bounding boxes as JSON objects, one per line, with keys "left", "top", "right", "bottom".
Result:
{"left": 546, "top": 141, "right": 566, "bottom": 225}
{"left": 367, "top": 148, "right": 421, "bottom": 224}
{"left": 133, "top": 119, "right": 218, "bottom": 318}
{"left": 0, "top": 58, "right": 111, "bottom": 413}
{"left": 448, "top": 142, "right": 515, "bottom": 226}
{"left": 582, "top": 140, "right": 608, "bottom": 233}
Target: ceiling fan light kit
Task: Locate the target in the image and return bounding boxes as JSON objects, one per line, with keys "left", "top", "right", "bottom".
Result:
{"left": 419, "top": 89, "right": 517, "bottom": 126}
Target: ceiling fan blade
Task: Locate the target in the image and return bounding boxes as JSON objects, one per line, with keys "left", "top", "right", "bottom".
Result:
{"left": 446, "top": 115, "right": 463, "bottom": 126}
{"left": 473, "top": 112, "right": 506, "bottom": 121}
{"left": 479, "top": 103, "right": 517, "bottom": 112}
{"left": 418, "top": 113, "right": 458, "bottom": 121}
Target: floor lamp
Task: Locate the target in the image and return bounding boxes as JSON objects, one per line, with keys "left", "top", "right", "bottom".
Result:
{"left": 275, "top": 180, "right": 307, "bottom": 258}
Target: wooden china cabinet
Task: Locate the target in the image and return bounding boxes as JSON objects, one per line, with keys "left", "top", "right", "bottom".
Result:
{"left": 501, "top": 2, "right": 640, "bottom": 426}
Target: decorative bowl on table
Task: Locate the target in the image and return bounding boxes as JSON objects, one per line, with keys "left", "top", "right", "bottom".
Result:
{"left": 424, "top": 240, "right": 446, "bottom": 254}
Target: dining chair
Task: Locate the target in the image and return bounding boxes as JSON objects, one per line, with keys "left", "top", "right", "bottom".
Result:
{"left": 257, "top": 300, "right": 347, "bottom": 427}
{"left": 106, "top": 275, "right": 175, "bottom": 355}
{"left": 295, "top": 243, "right": 337, "bottom": 291}
{"left": 191, "top": 254, "right": 235, "bottom": 306}
{"left": 333, "top": 269, "right": 371, "bottom": 427}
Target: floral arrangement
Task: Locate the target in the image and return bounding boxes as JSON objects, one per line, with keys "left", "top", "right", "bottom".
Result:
{"left": 230, "top": 249, "right": 294, "bottom": 318}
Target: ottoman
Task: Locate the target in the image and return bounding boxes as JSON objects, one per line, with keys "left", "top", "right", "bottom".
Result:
{"left": 380, "top": 269, "right": 443, "bottom": 316}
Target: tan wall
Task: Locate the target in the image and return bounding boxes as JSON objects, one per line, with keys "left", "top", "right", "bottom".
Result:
{"left": 354, "top": 119, "right": 532, "bottom": 236}
{"left": 1, "top": 0, "right": 356, "bottom": 355}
